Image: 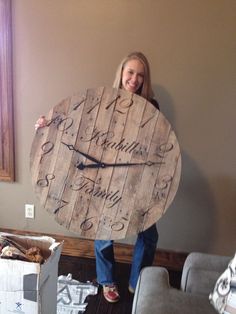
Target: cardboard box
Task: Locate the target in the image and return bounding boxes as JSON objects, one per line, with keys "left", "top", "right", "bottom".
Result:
{"left": 0, "top": 232, "right": 62, "bottom": 314}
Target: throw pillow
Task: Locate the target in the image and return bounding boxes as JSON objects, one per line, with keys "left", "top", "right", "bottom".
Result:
{"left": 209, "top": 252, "right": 236, "bottom": 314}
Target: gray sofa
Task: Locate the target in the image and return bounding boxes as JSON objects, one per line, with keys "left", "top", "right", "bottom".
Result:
{"left": 132, "top": 252, "right": 231, "bottom": 314}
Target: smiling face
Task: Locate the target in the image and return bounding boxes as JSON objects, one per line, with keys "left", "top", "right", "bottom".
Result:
{"left": 121, "top": 59, "right": 145, "bottom": 94}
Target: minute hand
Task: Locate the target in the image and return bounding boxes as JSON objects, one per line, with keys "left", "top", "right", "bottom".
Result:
{"left": 77, "top": 161, "right": 164, "bottom": 170}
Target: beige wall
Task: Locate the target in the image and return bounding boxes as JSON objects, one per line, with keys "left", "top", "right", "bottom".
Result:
{"left": 0, "top": 0, "right": 235, "bottom": 255}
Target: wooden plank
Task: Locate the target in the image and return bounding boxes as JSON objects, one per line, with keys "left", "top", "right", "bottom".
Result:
{"left": 110, "top": 93, "right": 148, "bottom": 239}
{"left": 80, "top": 87, "right": 121, "bottom": 238}
{"left": 68, "top": 87, "right": 107, "bottom": 235}
{"left": 125, "top": 101, "right": 164, "bottom": 236}
{"left": 54, "top": 91, "right": 87, "bottom": 226}
{"left": 95, "top": 89, "right": 138, "bottom": 239}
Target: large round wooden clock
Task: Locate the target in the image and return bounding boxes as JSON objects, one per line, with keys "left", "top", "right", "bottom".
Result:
{"left": 30, "top": 87, "right": 181, "bottom": 240}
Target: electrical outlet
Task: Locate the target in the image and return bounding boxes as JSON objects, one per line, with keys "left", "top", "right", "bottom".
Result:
{"left": 25, "top": 204, "right": 35, "bottom": 219}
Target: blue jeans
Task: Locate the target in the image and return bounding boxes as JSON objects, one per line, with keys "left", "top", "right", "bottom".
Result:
{"left": 94, "top": 224, "right": 158, "bottom": 289}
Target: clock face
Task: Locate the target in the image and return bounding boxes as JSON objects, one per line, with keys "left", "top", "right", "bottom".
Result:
{"left": 30, "top": 87, "right": 181, "bottom": 240}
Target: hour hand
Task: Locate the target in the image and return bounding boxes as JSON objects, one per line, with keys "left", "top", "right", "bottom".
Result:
{"left": 77, "top": 162, "right": 106, "bottom": 170}
{"left": 61, "top": 142, "right": 101, "bottom": 164}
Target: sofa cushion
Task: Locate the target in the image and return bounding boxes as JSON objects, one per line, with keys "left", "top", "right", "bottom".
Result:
{"left": 181, "top": 252, "right": 231, "bottom": 295}
{"left": 185, "top": 268, "right": 222, "bottom": 295}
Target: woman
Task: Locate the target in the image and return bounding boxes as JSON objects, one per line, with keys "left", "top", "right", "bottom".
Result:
{"left": 95, "top": 52, "right": 159, "bottom": 303}
{"left": 35, "top": 51, "right": 159, "bottom": 303}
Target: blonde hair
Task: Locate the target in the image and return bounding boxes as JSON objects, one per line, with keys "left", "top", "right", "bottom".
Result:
{"left": 113, "top": 51, "right": 155, "bottom": 101}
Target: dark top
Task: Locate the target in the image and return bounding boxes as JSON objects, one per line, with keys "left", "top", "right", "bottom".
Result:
{"left": 150, "top": 98, "right": 160, "bottom": 111}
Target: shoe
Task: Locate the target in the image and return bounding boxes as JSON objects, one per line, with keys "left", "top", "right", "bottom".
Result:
{"left": 103, "top": 284, "right": 120, "bottom": 303}
{"left": 128, "top": 284, "right": 135, "bottom": 294}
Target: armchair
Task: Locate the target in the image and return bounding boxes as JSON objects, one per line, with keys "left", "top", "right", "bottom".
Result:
{"left": 132, "top": 252, "right": 231, "bottom": 314}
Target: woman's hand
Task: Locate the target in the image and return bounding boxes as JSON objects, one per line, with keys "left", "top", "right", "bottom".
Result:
{"left": 35, "top": 116, "right": 47, "bottom": 130}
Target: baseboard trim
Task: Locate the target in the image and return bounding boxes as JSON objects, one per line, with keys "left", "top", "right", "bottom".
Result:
{"left": 0, "top": 228, "right": 187, "bottom": 271}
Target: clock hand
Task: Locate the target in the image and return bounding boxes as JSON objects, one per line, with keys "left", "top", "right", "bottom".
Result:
{"left": 77, "top": 160, "right": 164, "bottom": 170}
{"left": 61, "top": 141, "right": 101, "bottom": 164}
{"left": 109, "top": 161, "right": 164, "bottom": 167}
{"left": 77, "top": 162, "right": 106, "bottom": 170}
